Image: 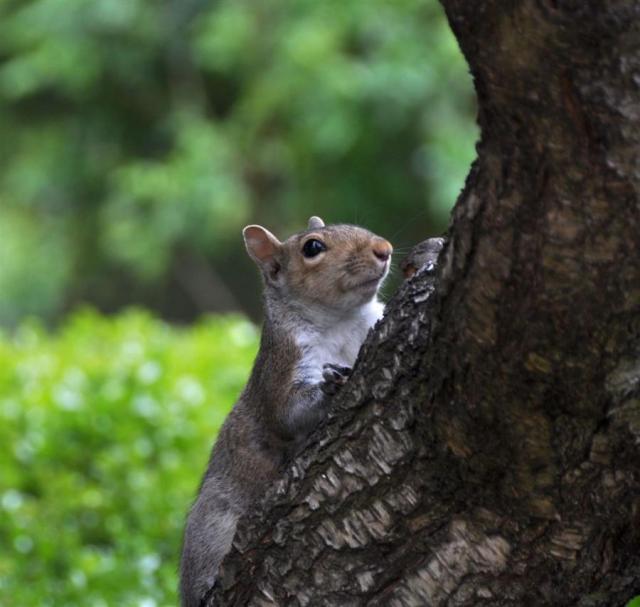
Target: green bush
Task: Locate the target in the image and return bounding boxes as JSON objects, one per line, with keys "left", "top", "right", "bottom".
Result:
{"left": 0, "top": 310, "right": 258, "bottom": 606}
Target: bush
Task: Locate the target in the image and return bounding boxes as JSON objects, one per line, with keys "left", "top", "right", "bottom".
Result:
{"left": 0, "top": 310, "right": 258, "bottom": 606}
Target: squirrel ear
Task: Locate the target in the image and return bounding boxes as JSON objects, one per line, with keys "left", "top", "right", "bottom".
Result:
{"left": 243, "top": 225, "right": 282, "bottom": 275}
{"left": 308, "top": 216, "right": 325, "bottom": 229}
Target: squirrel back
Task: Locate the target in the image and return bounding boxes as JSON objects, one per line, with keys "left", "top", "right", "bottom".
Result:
{"left": 180, "top": 216, "right": 392, "bottom": 606}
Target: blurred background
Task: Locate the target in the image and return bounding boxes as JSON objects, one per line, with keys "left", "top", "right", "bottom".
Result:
{"left": 0, "top": 0, "right": 476, "bottom": 605}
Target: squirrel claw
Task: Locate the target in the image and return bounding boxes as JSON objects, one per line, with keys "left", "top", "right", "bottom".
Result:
{"left": 401, "top": 237, "right": 445, "bottom": 279}
{"left": 323, "top": 363, "right": 351, "bottom": 375}
{"left": 320, "top": 364, "right": 351, "bottom": 395}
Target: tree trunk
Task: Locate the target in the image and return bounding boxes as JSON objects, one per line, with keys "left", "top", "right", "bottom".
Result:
{"left": 208, "top": 2, "right": 640, "bottom": 605}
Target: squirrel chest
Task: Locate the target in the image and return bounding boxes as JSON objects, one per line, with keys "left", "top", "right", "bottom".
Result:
{"left": 293, "top": 301, "right": 383, "bottom": 384}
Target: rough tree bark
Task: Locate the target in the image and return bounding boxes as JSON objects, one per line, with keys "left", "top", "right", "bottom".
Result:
{"left": 207, "top": 2, "right": 640, "bottom": 605}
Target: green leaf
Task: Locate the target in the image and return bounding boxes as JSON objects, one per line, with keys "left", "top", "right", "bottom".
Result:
{"left": 0, "top": 310, "right": 258, "bottom": 605}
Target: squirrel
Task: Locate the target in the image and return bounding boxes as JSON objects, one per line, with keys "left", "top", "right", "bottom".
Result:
{"left": 179, "top": 216, "right": 393, "bottom": 607}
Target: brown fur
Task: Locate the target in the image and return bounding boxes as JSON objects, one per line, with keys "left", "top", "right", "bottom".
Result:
{"left": 180, "top": 217, "right": 392, "bottom": 607}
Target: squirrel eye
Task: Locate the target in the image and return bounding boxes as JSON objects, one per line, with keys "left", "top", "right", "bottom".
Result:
{"left": 302, "top": 239, "right": 326, "bottom": 258}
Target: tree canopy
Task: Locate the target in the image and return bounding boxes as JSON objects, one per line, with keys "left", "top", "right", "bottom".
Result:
{"left": 0, "top": 0, "right": 476, "bottom": 326}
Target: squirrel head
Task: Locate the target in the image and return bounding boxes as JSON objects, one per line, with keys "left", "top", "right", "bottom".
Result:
{"left": 243, "top": 216, "right": 393, "bottom": 313}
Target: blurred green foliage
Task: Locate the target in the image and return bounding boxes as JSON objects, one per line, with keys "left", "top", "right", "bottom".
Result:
{"left": 0, "top": 0, "right": 477, "bottom": 325}
{"left": 0, "top": 310, "right": 258, "bottom": 606}
{"left": 0, "top": 1, "right": 477, "bottom": 601}
{"left": 0, "top": 1, "right": 477, "bottom": 603}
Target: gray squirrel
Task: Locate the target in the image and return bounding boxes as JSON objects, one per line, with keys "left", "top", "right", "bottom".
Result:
{"left": 179, "top": 216, "right": 393, "bottom": 607}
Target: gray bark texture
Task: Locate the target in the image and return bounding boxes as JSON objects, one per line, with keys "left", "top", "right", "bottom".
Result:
{"left": 208, "top": 2, "right": 640, "bottom": 605}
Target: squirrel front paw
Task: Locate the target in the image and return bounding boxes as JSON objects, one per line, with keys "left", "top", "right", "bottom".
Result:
{"left": 320, "top": 363, "right": 351, "bottom": 396}
{"left": 401, "top": 237, "right": 445, "bottom": 279}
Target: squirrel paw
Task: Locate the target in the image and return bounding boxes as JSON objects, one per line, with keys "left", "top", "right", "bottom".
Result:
{"left": 320, "top": 363, "right": 351, "bottom": 395}
{"left": 401, "top": 237, "right": 445, "bottom": 279}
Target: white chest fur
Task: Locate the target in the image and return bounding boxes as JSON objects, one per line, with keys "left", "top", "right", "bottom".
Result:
{"left": 293, "top": 300, "right": 384, "bottom": 384}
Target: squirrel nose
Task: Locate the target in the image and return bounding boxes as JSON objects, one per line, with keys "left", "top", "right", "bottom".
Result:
{"left": 372, "top": 239, "right": 393, "bottom": 263}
